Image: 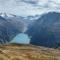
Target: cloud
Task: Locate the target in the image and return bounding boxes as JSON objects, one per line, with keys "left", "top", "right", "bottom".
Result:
{"left": 0, "top": 0, "right": 60, "bottom": 16}
{"left": 20, "top": 0, "right": 38, "bottom": 4}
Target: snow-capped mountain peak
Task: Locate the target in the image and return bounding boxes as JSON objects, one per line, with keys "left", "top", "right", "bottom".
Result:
{"left": 0, "top": 13, "right": 16, "bottom": 18}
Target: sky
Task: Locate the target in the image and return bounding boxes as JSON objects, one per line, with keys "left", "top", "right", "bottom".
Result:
{"left": 0, "top": 0, "right": 60, "bottom": 16}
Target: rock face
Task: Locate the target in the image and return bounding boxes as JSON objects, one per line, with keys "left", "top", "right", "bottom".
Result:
{"left": 27, "top": 12, "right": 60, "bottom": 48}
{"left": 0, "top": 44, "right": 59, "bottom": 60}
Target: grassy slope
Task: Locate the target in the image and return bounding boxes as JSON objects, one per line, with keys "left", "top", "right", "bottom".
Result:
{"left": 0, "top": 44, "right": 59, "bottom": 60}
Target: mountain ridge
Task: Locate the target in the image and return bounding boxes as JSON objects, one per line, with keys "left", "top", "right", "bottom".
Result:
{"left": 27, "top": 12, "right": 60, "bottom": 48}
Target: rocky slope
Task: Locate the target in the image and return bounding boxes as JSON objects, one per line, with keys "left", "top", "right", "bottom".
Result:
{"left": 27, "top": 12, "right": 60, "bottom": 48}
{"left": 0, "top": 44, "right": 60, "bottom": 60}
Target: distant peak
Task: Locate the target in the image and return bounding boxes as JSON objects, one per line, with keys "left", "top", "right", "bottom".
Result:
{"left": 0, "top": 13, "right": 17, "bottom": 18}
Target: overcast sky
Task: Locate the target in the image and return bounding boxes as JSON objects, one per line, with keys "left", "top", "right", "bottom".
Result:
{"left": 0, "top": 0, "right": 60, "bottom": 16}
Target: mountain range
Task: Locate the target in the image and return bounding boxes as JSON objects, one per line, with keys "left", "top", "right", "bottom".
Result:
{"left": 0, "top": 15, "right": 26, "bottom": 44}
{"left": 0, "top": 12, "right": 60, "bottom": 48}
{"left": 0, "top": 13, "right": 39, "bottom": 44}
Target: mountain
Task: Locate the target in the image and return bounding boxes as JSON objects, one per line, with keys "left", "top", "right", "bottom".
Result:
{"left": 0, "top": 15, "right": 26, "bottom": 44}
{"left": 0, "top": 13, "right": 40, "bottom": 31}
{"left": 0, "top": 16, "right": 8, "bottom": 44}
{"left": 27, "top": 12, "right": 60, "bottom": 48}
{"left": 0, "top": 13, "right": 41, "bottom": 44}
